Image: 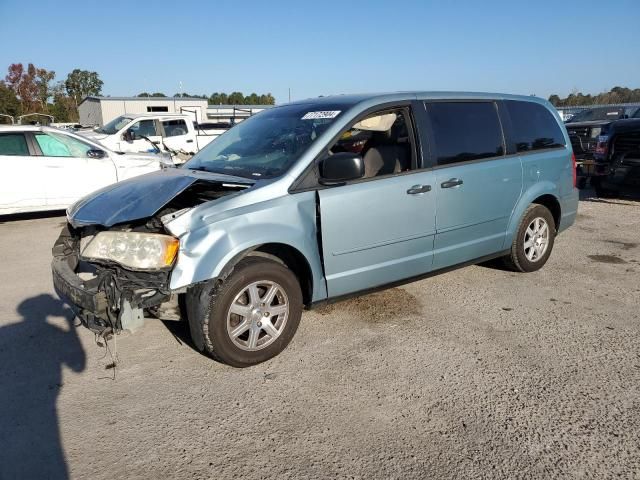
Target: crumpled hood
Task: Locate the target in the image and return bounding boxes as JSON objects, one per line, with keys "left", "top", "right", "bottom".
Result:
{"left": 67, "top": 168, "right": 254, "bottom": 228}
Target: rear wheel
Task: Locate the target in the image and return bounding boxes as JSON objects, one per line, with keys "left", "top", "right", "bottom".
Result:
{"left": 503, "top": 204, "right": 555, "bottom": 272}
{"left": 186, "top": 257, "right": 303, "bottom": 367}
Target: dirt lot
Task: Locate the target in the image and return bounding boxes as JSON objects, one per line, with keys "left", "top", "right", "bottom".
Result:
{"left": 0, "top": 190, "right": 639, "bottom": 480}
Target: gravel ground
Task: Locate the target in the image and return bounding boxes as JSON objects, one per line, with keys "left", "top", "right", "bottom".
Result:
{"left": 0, "top": 190, "right": 639, "bottom": 480}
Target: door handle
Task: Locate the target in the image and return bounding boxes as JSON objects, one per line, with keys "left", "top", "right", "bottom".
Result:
{"left": 186, "top": 139, "right": 194, "bottom": 143}
{"left": 407, "top": 184, "right": 431, "bottom": 195}
{"left": 441, "top": 178, "right": 463, "bottom": 188}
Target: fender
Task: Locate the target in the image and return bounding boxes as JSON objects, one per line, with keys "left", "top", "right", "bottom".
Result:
{"left": 167, "top": 191, "right": 328, "bottom": 302}
{"left": 502, "top": 180, "right": 559, "bottom": 250}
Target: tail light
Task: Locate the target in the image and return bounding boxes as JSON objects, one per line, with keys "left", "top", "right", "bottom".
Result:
{"left": 595, "top": 135, "right": 609, "bottom": 156}
{"left": 571, "top": 152, "right": 577, "bottom": 188}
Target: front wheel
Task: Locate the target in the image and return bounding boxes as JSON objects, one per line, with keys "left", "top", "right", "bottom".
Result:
{"left": 186, "top": 257, "right": 303, "bottom": 367}
{"left": 503, "top": 204, "right": 556, "bottom": 272}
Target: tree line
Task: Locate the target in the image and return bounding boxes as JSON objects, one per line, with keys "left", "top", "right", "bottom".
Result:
{"left": 549, "top": 87, "right": 640, "bottom": 107}
{"left": 0, "top": 61, "right": 277, "bottom": 124}
{"left": 137, "top": 91, "right": 276, "bottom": 105}
{"left": 0, "top": 63, "right": 103, "bottom": 122}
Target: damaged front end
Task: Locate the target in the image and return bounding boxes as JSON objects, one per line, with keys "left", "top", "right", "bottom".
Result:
{"left": 51, "top": 168, "right": 254, "bottom": 337}
{"left": 52, "top": 222, "right": 175, "bottom": 336}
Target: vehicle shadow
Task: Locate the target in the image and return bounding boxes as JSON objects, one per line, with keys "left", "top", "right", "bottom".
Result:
{"left": 0, "top": 294, "right": 86, "bottom": 480}
{"left": 579, "top": 187, "right": 640, "bottom": 204}
{"left": 0, "top": 210, "right": 66, "bottom": 225}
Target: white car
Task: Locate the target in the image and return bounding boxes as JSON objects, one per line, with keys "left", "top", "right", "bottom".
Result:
{"left": 0, "top": 125, "right": 172, "bottom": 215}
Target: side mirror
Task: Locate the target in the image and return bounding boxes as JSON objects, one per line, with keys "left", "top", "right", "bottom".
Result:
{"left": 319, "top": 152, "right": 365, "bottom": 184}
{"left": 87, "top": 149, "right": 106, "bottom": 159}
{"left": 123, "top": 129, "right": 137, "bottom": 142}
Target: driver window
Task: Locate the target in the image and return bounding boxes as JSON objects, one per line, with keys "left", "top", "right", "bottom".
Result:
{"left": 329, "top": 108, "right": 413, "bottom": 178}
{"left": 130, "top": 119, "right": 158, "bottom": 137}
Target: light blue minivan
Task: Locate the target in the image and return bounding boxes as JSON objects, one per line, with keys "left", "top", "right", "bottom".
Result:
{"left": 52, "top": 92, "right": 579, "bottom": 366}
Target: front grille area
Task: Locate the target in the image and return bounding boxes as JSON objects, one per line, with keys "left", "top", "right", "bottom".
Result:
{"left": 613, "top": 132, "right": 640, "bottom": 158}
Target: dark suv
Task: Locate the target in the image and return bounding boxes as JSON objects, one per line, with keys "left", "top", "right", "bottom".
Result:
{"left": 565, "top": 106, "right": 640, "bottom": 194}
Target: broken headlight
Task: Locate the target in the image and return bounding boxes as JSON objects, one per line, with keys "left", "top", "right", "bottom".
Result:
{"left": 81, "top": 232, "right": 179, "bottom": 270}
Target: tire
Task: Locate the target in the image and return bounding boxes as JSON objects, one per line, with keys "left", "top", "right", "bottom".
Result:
{"left": 503, "top": 204, "right": 556, "bottom": 273}
{"left": 185, "top": 257, "right": 303, "bottom": 367}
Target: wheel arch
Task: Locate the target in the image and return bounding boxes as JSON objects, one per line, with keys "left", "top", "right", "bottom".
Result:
{"left": 531, "top": 194, "right": 561, "bottom": 231}
{"left": 224, "top": 243, "right": 315, "bottom": 307}
{"left": 504, "top": 182, "right": 561, "bottom": 249}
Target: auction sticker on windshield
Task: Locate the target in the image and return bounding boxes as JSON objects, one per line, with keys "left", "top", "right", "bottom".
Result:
{"left": 301, "top": 111, "right": 341, "bottom": 120}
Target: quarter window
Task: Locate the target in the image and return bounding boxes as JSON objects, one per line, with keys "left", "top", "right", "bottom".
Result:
{"left": 162, "top": 119, "right": 188, "bottom": 137}
{"left": 0, "top": 133, "right": 29, "bottom": 156}
{"left": 505, "top": 101, "right": 565, "bottom": 152}
{"left": 427, "top": 102, "right": 504, "bottom": 166}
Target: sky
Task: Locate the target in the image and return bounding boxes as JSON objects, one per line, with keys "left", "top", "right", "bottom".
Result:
{"left": 1, "top": 0, "right": 639, "bottom": 104}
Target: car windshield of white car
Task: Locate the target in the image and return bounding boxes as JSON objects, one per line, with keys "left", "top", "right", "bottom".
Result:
{"left": 184, "top": 104, "right": 349, "bottom": 179}
{"left": 97, "top": 116, "right": 133, "bottom": 134}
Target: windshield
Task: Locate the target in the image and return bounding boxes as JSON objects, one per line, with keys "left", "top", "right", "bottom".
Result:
{"left": 97, "top": 115, "right": 133, "bottom": 134}
{"left": 567, "top": 108, "right": 625, "bottom": 123}
{"left": 184, "top": 103, "right": 348, "bottom": 179}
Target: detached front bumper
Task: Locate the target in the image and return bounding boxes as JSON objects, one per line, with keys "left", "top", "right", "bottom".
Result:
{"left": 52, "top": 257, "right": 111, "bottom": 333}
{"left": 51, "top": 225, "right": 172, "bottom": 335}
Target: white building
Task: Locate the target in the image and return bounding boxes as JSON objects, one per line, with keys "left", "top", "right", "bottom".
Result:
{"left": 79, "top": 96, "right": 209, "bottom": 126}
{"left": 79, "top": 96, "right": 274, "bottom": 127}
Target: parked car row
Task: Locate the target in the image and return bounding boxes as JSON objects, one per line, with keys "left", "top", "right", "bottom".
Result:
{"left": 565, "top": 106, "right": 640, "bottom": 196}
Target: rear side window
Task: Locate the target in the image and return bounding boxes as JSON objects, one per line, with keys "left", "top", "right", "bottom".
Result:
{"left": 130, "top": 119, "right": 158, "bottom": 137}
{"left": 0, "top": 133, "right": 29, "bottom": 156}
{"left": 162, "top": 119, "right": 188, "bottom": 137}
{"left": 427, "top": 102, "right": 504, "bottom": 165}
{"left": 506, "top": 101, "right": 565, "bottom": 152}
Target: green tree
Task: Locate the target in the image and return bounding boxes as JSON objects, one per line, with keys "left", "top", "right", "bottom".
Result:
{"left": 548, "top": 86, "right": 640, "bottom": 107}
{"left": 0, "top": 81, "right": 21, "bottom": 118}
{"left": 258, "top": 93, "right": 275, "bottom": 105}
{"left": 151, "top": 92, "right": 166, "bottom": 97}
{"left": 227, "top": 91, "right": 245, "bottom": 104}
{"left": 137, "top": 92, "right": 150, "bottom": 97}
{"left": 65, "top": 69, "right": 103, "bottom": 108}
{"left": 35, "top": 67, "right": 56, "bottom": 111}
{"left": 49, "top": 81, "right": 78, "bottom": 122}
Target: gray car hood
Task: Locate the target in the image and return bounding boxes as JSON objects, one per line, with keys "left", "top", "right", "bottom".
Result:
{"left": 67, "top": 168, "right": 254, "bottom": 228}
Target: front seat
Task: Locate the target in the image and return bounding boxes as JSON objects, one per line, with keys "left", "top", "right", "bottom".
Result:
{"left": 362, "top": 128, "right": 408, "bottom": 177}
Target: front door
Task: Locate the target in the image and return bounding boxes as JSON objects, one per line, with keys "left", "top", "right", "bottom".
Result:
{"left": 319, "top": 172, "right": 437, "bottom": 297}
{"left": 0, "top": 132, "right": 48, "bottom": 214}
{"left": 31, "top": 131, "right": 118, "bottom": 208}
{"left": 317, "top": 106, "right": 436, "bottom": 297}
{"left": 119, "top": 119, "right": 162, "bottom": 153}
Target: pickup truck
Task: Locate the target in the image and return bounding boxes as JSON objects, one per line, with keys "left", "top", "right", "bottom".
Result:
{"left": 588, "top": 118, "right": 640, "bottom": 196}
{"left": 565, "top": 107, "right": 640, "bottom": 188}
{"left": 77, "top": 113, "right": 220, "bottom": 164}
